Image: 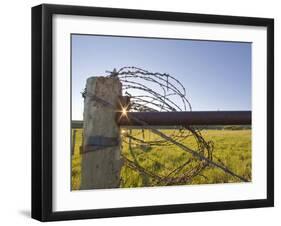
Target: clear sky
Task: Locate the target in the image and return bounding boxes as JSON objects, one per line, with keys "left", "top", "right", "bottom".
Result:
{"left": 71, "top": 34, "right": 251, "bottom": 120}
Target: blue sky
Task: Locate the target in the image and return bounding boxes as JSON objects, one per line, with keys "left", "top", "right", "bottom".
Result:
{"left": 72, "top": 34, "right": 251, "bottom": 120}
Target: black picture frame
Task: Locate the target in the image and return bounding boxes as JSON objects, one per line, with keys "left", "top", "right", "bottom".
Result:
{"left": 32, "top": 3, "right": 274, "bottom": 222}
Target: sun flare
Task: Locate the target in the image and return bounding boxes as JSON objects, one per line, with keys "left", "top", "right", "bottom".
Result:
{"left": 121, "top": 107, "right": 127, "bottom": 116}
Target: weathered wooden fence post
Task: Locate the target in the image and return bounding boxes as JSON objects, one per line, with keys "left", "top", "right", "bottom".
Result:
{"left": 81, "top": 77, "right": 123, "bottom": 190}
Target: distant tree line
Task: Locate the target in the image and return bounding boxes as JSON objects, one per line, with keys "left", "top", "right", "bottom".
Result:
{"left": 194, "top": 125, "right": 251, "bottom": 130}
{"left": 119, "top": 125, "right": 251, "bottom": 130}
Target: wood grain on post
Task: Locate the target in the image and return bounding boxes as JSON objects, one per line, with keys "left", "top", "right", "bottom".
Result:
{"left": 81, "top": 77, "right": 122, "bottom": 190}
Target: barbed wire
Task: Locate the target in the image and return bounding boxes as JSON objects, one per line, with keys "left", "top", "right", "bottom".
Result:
{"left": 107, "top": 67, "right": 246, "bottom": 185}
{"left": 82, "top": 67, "right": 248, "bottom": 187}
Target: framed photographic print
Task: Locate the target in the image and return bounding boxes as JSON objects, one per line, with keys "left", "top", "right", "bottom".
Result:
{"left": 32, "top": 4, "right": 274, "bottom": 221}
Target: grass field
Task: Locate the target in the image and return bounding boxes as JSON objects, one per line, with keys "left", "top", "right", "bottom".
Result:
{"left": 71, "top": 129, "right": 251, "bottom": 190}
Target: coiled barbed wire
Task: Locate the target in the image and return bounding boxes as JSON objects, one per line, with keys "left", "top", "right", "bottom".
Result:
{"left": 105, "top": 67, "right": 215, "bottom": 186}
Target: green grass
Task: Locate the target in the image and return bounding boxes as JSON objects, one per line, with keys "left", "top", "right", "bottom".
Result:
{"left": 71, "top": 129, "right": 82, "bottom": 190}
{"left": 71, "top": 129, "right": 251, "bottom": 189}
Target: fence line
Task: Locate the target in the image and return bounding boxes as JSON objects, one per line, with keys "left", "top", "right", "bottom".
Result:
{"left": 72, "top": 111, "right": 251, "bottom": 129}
